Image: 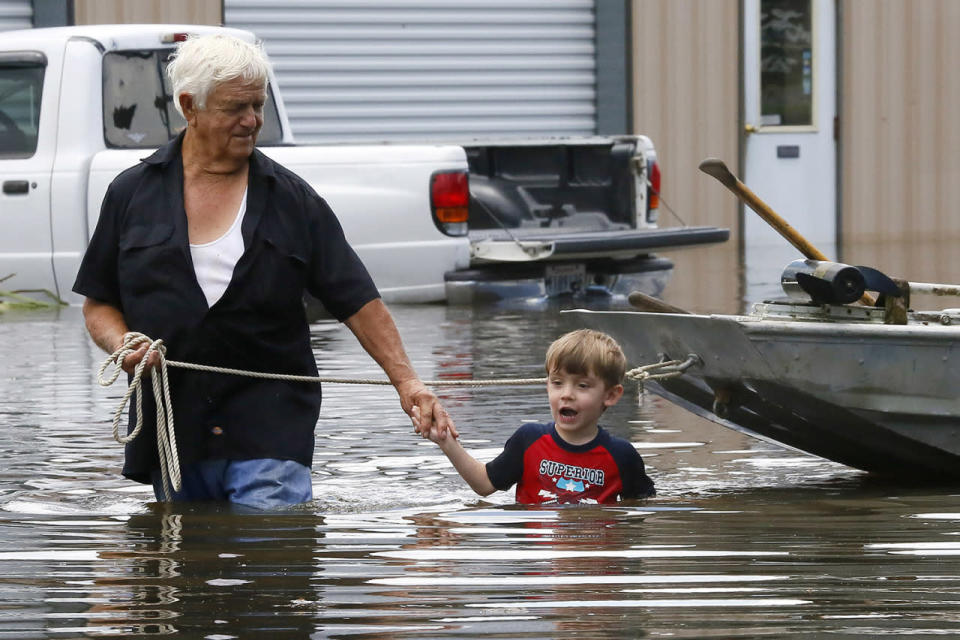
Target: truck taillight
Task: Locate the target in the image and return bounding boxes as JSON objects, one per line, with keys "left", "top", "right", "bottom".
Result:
{"left": 431, "top": 170, "right": 469, "bottom": 236}
{"left": 161, "top": 32, "right": 191, "bottom": 43}
{"left": 648, "top": 160, "right": 661, "bottom": 212}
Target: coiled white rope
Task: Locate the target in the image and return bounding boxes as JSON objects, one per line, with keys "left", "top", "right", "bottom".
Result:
{"left": 97, "top": 333, "right": 180, "bottom": 501}
{"left": 97, "top": 332, "right": 548, "bottom": 500}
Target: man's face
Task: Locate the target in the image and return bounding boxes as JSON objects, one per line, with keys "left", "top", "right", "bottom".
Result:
{"left": 188, "top": 76, "right": 265, "bottom": 163}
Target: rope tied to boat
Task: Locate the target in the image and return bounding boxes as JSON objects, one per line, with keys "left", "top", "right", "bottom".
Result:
{"left": 625, "top": 354, "right": 702, "bottom": 387}
{"left": 98, "top": 334, "right": 702, "bottom": 501}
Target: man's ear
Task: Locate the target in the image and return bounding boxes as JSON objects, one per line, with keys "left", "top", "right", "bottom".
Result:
{"left": 604, "top": 384, "right": 624, "bottom": 408}
{"left": 179, "top": 93, "right": 197, "bottom": 125}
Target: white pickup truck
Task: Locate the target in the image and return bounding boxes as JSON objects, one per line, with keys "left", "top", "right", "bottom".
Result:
{"left": 0, "top": 24, "right": 728, "bottom": 307}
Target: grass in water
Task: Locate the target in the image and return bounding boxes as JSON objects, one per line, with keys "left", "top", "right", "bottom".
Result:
{"left": 0, "top": 274, "right": 67, "bottom": 311}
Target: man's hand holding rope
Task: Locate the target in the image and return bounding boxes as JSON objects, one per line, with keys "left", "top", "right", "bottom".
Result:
{"left": 117, "top": 332, "right": 162, "bottom": 375}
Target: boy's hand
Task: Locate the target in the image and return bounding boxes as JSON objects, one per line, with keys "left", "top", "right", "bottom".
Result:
{"left": 425, "top": 426, "right": 448, "bottom": 444}
{"left": 412, "top": 406, "right": 456, "bottom": 444}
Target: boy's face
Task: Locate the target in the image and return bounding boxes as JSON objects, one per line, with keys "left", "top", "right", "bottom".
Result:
{"left": 547, "top": 368, "right": 624, "bottom": 444}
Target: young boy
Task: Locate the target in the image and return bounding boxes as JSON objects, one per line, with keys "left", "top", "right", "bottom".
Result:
{"left": 420, "top": 329, "right": 655, "bottom": 504}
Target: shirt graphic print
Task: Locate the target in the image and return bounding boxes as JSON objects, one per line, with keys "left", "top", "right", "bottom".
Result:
{"left": 484, "top": 422, "right": 655, "bottom": 504}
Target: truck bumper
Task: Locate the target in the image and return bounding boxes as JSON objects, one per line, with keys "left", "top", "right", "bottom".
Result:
{"left": 444, "top": 255, "right": 674, "bottom": 305}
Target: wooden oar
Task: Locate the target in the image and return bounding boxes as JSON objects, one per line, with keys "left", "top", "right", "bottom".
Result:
{"left": 698, "top": 158, "right": 875, "bottom": 306}
{"left": 627, "top": 291, "right": 690, "bottom": 314}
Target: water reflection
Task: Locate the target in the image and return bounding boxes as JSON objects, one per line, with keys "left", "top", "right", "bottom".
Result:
{"left": 3, "top": 236, "right": 960, "bottom": 636}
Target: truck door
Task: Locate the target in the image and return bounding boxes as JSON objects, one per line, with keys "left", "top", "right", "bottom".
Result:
{"left": 0, "top": 51, "right": 55, "bottom": 296}
{"left": 743, "top": 0, "right": 837, "bottom": 300}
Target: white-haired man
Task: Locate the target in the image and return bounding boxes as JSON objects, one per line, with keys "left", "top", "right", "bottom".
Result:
{"left": 74, "top": 34, "right": 454, "bottom": 509}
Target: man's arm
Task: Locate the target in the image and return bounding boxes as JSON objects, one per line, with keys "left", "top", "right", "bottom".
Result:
{"left": 343, "top": 298, "right": 457, "bottom": 438}
{"left": 82, "top": 298, "right": 156, "bottom": 374}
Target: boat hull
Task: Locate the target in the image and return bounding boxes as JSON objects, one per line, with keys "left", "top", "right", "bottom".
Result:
{"left": 571, "top": 309, "right": 960, "bottom": 478}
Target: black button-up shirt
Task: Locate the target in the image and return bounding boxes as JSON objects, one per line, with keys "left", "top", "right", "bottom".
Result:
{"left": 74, "top": 134, "right": 380, "bottom": 483}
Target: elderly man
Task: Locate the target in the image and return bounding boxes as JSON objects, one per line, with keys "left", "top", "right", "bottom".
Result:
{"left": 74, "top": 34, "right": 453, "bottom": 509}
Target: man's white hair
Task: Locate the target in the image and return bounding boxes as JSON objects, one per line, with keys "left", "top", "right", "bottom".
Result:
{"left": 166, "top": 33, "right": 271, "bottom": 116}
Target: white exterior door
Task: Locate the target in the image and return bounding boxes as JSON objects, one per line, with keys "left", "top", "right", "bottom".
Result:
{"left": 743, "top": 0, "right": 836, "bottom": 300}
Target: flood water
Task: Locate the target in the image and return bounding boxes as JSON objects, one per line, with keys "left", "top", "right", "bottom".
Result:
{"left": 3, "top": 245, "right": 960, "bottom": 638}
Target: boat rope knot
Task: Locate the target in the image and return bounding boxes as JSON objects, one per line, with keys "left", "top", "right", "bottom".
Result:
{"left": 97, "top": 332, "right": 180, "bottom": 501}
{"left": 626, "top": 354, "right": 702, "bottom": 387}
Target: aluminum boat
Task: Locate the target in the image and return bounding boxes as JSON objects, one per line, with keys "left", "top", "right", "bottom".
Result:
{"left": 572, "top": 261, "right": 960, "bottom": 478}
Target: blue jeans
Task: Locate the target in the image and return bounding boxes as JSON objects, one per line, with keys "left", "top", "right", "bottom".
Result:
{"left": 152, "top": 458, "right": 313, "bottom": 510}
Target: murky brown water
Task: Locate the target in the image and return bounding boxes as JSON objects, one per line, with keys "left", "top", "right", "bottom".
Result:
{"left": 3, "top": 241, "right": 960, "bottom": 638}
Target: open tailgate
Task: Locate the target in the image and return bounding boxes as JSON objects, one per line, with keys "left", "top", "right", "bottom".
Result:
{"left": 469, "top": 226, "right": 730, "bottom": 263}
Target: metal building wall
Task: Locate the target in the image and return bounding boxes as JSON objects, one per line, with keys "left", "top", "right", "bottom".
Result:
{"left": 840, "top": 0, "right": 960, "bottom": 284}
{"left": 224, "top": 0, "right": 598, "bottom": 143}
{"left": 631, "top": 0, "right": 741, "bottom": 313}
{"left": 72, "top": 0, "right": 221, "bottom": 26}
{"left": 0, "top": 0, "right": 31, "bottom": 31}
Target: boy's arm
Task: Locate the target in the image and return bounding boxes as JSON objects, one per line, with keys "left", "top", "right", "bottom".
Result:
{"left": 433, "top": 431, "right": 496, "bottom": 497}
{"left": 414, "top": 407, "right": 496, "bottom": 496}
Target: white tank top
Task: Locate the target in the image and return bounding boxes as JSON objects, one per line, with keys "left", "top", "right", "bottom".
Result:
{"left": 190, "top": 189, "right": 247, "bottom": 307}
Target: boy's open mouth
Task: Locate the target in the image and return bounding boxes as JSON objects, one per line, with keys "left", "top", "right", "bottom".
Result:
{"left": 559, "top": 408, "right": 577, "bottom": 418}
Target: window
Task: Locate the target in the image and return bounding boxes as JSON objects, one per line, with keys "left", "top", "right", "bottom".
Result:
{"left": 102, "top": 49, "right": 283, "bottom": 148}
{"left": 760, "top": 0, "right": 814, "bottom": 127}
{"left": 0, "top": 53, "right": 45, "bottom": 158}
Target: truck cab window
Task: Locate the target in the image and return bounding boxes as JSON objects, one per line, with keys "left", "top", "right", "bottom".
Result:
{"left": 102, "top": 49, "right": 282, "bottom": 149}
{"left": 0, "top": 60, "right": 44, "bottom": 158}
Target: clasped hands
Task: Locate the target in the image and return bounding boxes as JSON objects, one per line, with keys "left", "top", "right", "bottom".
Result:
{"left": 397, "top": 379, "right": 458, "bottom": 441}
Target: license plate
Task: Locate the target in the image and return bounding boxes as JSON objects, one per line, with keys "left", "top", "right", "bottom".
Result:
{"left": 545, "top": 263, "right": 586, "bottom": 296}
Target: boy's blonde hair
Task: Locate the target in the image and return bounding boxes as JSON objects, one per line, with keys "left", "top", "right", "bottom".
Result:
{"left": 544, "top": 329, "right": 626, "bottom": 389}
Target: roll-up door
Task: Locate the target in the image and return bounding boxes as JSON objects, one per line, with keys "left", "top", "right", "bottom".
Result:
{"left": 225, "top": 0, "right": 597, "bottom": 143}
{"left": 0, "top": 0, "right": 31, "bottom": 32}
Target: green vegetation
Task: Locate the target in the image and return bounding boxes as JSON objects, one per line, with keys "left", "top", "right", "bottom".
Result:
{"left": 0, "top": 274, "right": 67, "bottom": 311}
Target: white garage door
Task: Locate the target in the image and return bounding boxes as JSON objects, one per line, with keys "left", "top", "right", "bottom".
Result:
{"left": 225, "top": 0, "right": 597, "bottom": 143}
{"left": 0, "top": 0, "right": 31, "bottom": 32}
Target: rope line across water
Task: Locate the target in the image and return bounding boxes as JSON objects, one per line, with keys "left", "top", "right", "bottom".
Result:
{"left": 97, "top": 333, "right": 548, "bottom": 501}
{"left": 166, "top": 358, "right": 548, "bottom": 387}
{"left": 97, "top": 333, "right": 702, "bottom": 502}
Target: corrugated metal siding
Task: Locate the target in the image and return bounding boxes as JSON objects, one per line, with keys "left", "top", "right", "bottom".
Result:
{"left": 631, "top": 0, "right": 741, "bottom": 313}
{"left": 0, "top": 0, "right": 31, "bottom": 32}
{"left": 224, "top": 0, "right": 597, "bottom": 143}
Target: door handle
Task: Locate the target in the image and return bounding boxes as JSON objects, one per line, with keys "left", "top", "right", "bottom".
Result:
{"left": 745, "top": 123, "right": 758, "bottom": 135}
{"left": 2, "top": 180, "right": 29, "bottom": 195}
